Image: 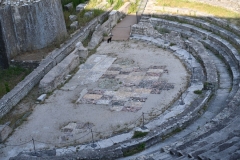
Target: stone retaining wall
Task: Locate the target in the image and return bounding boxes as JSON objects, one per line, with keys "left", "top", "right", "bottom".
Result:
{"left": 0, "top": 11, "right": 110, "bottom": 118}
{"left": 0, "top": 0, "right": 68, "bottom": 69}
{"left": 0, "top": 5, "right": 19, "bottom": 68}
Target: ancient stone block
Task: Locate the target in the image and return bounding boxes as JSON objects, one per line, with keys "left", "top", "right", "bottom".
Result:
{"left": 88, "top": 30, "right": 103, "bottom": 50}
{"left": 69, "top": 15, "right": 77, "bottom": 22}
{"left": 76, "top": 4, "right": 86, "bottom": 13}
{"left": 70, "top": 21, "right": 79, "bottom": 30}
{"left": 84, "top": 11, "right": 93, "bottom": 18}
{"left": 75, "top": 42, "right": 88, "bottom": 59}
{"left": 39, "top": 52, "right": 80, "bottom": 94}
{"left": 64, "top": 2, "right": 73, "bottom": 10}
{"left": 0, "top": 123, "right": 12, "bottom": 143}
{"left": 37, "top": 94, "right": 47, "bottom": 102}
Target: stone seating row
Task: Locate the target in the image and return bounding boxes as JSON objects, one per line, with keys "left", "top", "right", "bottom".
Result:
{"left": 148, "top": 16, "right": 240, "bottom": 100}
{"left": 146, "top": 16, "right": 240, "bottom": 159}
{"left": 149, "top": 17, "right": 240, "bottom": 70}
{"left": 155, "top": 14, "right": 240, "bottom": 48}
{"left": 147, "top": 6, "right": 240, "bottom": 38}
{"left": 130, "top": 35, "right": 214, "bottom": 138}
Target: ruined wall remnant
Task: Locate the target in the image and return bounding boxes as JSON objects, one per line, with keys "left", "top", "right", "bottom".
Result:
{"left": 12, "top": 0, "right": 68, "bottom": 52}
{"left": 0, "top": 0, "right": 68, "bottom": 68}
{"left": 131, "top": 22, "right": 161, "bottom": 38}
{"left": 0, "top": 5, "right": 19, "bottom": 69}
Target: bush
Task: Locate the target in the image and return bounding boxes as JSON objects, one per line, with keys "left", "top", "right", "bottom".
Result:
{"left": 123, "top": 143, "right": 145, "bottom": 157}
{"left": 107, "top": 0, "right": 114, "bottom": 5}
{"left": 132, "top": 131, "right": 148, "bottom": 139}
{"left": 194, "top": 90, "right": 202, "bottom": 94}
{"left": 114, "top": 0, "right": 124, "bottom": 10}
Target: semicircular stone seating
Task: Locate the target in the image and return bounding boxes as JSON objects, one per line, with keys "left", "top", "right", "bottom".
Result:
{"left": 131, "top": 4, "right": 240, "bottom": 160}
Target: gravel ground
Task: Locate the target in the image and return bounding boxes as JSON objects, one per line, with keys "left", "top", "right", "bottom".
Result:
{"left": 1, "top": 40, "right": 189, "bottom": 159}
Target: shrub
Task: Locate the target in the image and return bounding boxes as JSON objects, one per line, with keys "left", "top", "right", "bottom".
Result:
{"left": 132, "top": 131, "right": 148, "bottom": 139}
{"left": 194, "top": 90, "right": 202, "bottom": 94}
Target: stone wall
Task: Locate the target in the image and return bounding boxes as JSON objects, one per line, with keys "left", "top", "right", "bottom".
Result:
{"left": 192, "top": 0, "right": 240, "bottom": 13}
{"left": 0, "top": 0, "right": 68, "bottom": 69}
{"left": 0, "top": 11, "right": 110, "bottom": 118}
{"left": 0, "top": 5, "right": 19, "bottom": 68}
{"left": 12, "top": 0, "right": 68, "bottom": 52}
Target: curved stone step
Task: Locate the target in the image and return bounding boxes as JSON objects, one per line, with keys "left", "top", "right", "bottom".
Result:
{"left": 142, "top": 17, "right": 240, "bottom": 156}
{"left": 155, "top": 15, "right": 240, "bottom": 48}
{"left": 150, "top": 18, "right": 240, "bottom": 69}
{"left": 145, "top": 6, "right": 240, "bottom": 38}
{"left": 186, "top": 38, "right": 218, "bottom": 89}
{"left": 190, "top": 136, "right": 240, "bottom": 159}
{"left": 198, "top": 136, "right": 240, "bottom": 160}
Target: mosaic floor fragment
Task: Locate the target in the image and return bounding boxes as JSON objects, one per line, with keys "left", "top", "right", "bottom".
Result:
{"left": 79, "top": 61, "right": 174, "bottom": 112}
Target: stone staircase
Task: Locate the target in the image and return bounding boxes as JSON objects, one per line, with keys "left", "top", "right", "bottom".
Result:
{"left": 130, "top": 11, "right": 240, "bottom": 160}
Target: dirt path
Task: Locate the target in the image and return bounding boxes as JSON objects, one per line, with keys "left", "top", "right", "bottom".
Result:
{"left": 112, "top": 14, "right": 137, "bottom": 41}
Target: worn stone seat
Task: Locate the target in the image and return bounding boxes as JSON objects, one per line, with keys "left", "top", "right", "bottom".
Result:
{"left": 156, "top": 15, "right": 240, "bottom": 48}
{"left": 133, "top": 16, "right": 240, "bottom": 159}
{"left": 149, "top": 18, "right": 240, "bottom": 69}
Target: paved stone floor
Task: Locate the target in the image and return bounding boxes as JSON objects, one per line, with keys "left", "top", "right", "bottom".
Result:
{"left": 2, "top": 40, "right": 189, "bottom": 159}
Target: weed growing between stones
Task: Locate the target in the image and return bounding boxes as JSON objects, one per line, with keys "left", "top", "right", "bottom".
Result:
{"left": 161, "top": 127, "right": 182, "bottom": 140}
{"left": 132, "top": 131, "right": 149, "bottom": 139}
{"left": 156, "top": 0, "right": 240, "bottom": 20}
{"left": 113, "top": 0, "right": 124, "bottom": 10}
{"left": 0, "top": 66, "right": 31, "bottom": 98}
{"left": 128, "top": 0, "right": 140, "bottom": 14}
{"left": 194, "top": 90, "right": 202, "bottom": 94}
{"left": 123, "top": 143, "right": 146, "bottom": 157}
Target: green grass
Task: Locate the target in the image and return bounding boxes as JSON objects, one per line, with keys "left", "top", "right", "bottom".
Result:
{"left": 0, "top": 66, "right": 31, "bottom": 98}
{"left": 128, "top": 0, "right": 140, "bottom": 14}
{"left": 62, "top": 0, "right": 104, "bottom": 33}
{"left": 194, "top": 90, "right": 202, "bottom": 94}
{"left": 107, "top": 0, "right": 114, "bottom": 5}
{"left": 113, "top": 0, "right": 124, "bottom": 10}
{"left": 132, "top": 131, "right": 149, "bottom": 139}
{"left": 123, "top": 143, "right": 145, "bottom": 157}
{"left": 162, "top": 127, "right": 182, "bottom": 140}
{"left": 156, "top": 0, "right": 240, "bottom": 25}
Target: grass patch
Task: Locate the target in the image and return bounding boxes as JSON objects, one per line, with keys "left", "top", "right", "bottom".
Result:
{"left": 62, "top": 0, "right": 104, "bottom": 34}
{"left": 155, "top": 27, "right": 170, "bottom": 34}
{"left": 113, "top": 0, "right": 124, "bottom": 10}
{"left": 162, "top": 127, "right": 182, "bottom": 140}
{"left": 128, "top": 0, "right": 140, "bottom": 14}
{"left": 0, "top": 66, "right": 31, "bottom": 98}
{"left": 107, "top": 0, "right": 114, "bottom": 5}
{"left": 132, "top": 131, "right": 148, "bottom": 139}
{"left": 123, "top": 143, "right": 145, "bottom": 157}
{"left": 156, "top": 0, "right": 240, "bottom": 19}
{"left": 194, "top": 90, "right": 202, "bottom": 94}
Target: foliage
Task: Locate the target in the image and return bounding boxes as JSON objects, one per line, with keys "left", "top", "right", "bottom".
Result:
{"left": 156, "top": 0, "right": 240, "bottom": 19}
{"left": 62, "top": 0, "right": 104, "bottom": 33}
{"left": 132, "top": 131, "right": 148, "bottom": 138}
{"left": 113, "top": 0, "right": 124, "bottom": 10}
{"left": 107, "top": 0, "right": 114, "bottom": 5}
{"left": 128, "top": 0, "right": 140, "bottom": 14}
{"left": 0, "top": 66, "right": 31, "bottom": 98}
{"left": 123, "top": 143, "right": 145, "bottom": 157}
{"left": 194, "top": 90, "right": 202, "bottom": 94}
